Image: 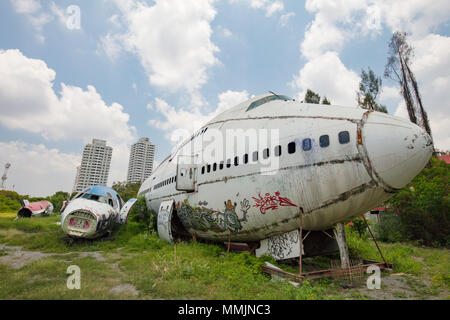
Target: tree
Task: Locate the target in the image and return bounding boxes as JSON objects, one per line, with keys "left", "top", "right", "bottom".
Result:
{"left": 112, "top": 181, "right": 141, "bottom": 202}
{"left": 357, "top": 67, "right": 388, "bottom": 113}
{"left": 385, "top": 31, "right": 433, "bottom": 139}
{"left": 304, "top": 89, "right": 321, "bottom": 104}
{"left": 322, "top": 97, "right": 331, "bottom": 105}
{"left": 46, "top": 191, "right": 70, "bottom": 212}
{"left": 304, "top": 89, "right": 331, "bottom": 105}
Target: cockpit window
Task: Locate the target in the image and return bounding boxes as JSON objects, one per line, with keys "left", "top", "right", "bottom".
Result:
{"left": 82, "top": 193, "right": 108, "bottom": 204}
{"left": 246, "top": 94, "right": 292, "bottom": 112}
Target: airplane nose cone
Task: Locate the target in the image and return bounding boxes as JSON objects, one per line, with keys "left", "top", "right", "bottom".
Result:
{"left": 363, "top": 112, "right": 433, "bottom": 189}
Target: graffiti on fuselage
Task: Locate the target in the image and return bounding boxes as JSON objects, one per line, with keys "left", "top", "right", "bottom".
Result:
{"left": 95, "top": 209, "right": 116, "bottom": 232}
{"left": 176, "top": 198, "right": 251, "bottom": 233}
{"left": 252, "top": 191, "right": 297, "bottom": 214}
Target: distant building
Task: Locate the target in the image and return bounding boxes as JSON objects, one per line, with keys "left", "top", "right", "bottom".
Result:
{"left": 72, "top": 165, "right": 81, "bottom": 193}
{"left": 127, "top": 137, "right": 155, "bottom": 184}
{"left": 73, "top": 139, "right": 113, "bottom": 192}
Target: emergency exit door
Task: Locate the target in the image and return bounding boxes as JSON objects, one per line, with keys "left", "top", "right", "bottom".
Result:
{"left": 176, "top": 155, "right": 197, "bottom": 192}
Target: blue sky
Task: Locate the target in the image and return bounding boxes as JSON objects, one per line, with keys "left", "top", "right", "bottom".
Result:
{"left": 0, "top": 0, "right": 449, "bottom": 196}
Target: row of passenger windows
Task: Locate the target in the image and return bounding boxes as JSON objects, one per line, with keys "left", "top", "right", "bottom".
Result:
{"left": 201, "top": 131, "right": 350, "bottom": 175}
{"left": 154, "top": 176, "right": 176, "bottom": 190}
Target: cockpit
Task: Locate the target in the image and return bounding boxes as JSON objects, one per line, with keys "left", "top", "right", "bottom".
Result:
{"left": 72, "top": 186, "right": 123, "bottom": 210}
{"left": 246, "top": 94, "right": 293, "bottom": 112}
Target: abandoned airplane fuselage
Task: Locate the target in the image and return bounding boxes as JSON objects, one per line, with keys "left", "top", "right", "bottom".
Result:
{"left": 61, "top": 186, "right": 136, "bottom": 239}
{"left": 17, "top": 200, "right": 54, "bottom": 218}
{"left": 138, "top": 94, "right": 433, "bottom": 249}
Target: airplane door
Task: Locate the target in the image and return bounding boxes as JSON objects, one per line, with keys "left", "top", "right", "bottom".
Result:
{"left": 118, "top": 198, "right": 138, "bottom": 224}
{"left": 176, "top": 155, "right": 198, "bottom": 192}
{"left": 157, "top": 200, "right": 175, "bottom": 243}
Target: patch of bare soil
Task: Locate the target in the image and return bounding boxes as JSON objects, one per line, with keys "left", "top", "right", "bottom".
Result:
{"left": 0, "top": 244, "right": 140, "bottom": 297}
{"left": 343, "top": 272, "right": 449, "bottom": 300}
{"left": 0, "top": 244, "right": 54, "bottom": 269}
{"left": 110, "top": 284, "right": 139, "bottom": 296}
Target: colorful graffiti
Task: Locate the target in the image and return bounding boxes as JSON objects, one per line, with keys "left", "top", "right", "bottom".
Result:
{"left": 177, "top": 199, "right": 250, "bottom": 233}
{"left": 252, "top": 191, "right": 297, "bottom": 214}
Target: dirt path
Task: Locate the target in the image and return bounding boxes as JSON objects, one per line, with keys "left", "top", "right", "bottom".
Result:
{"left": 0, "top": 243, "right": 140, "bottom": 297}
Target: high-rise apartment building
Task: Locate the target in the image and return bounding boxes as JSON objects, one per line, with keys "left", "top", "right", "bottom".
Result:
{"left": 127, "top": 137, "right": 155, "bottom": 184}
{"left": 72, "top": 165, "right": 81, "bottom": 193}
{"left": 73, "top": 139, "right": 113, "bottom": 192}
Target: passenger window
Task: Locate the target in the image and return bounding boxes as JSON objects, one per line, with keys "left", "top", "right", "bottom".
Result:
{"left": 302, "top": 138, "right": 312, "bottom": 151}
{"left": 234, "top": 156, "right": 239, "bottom": 166}
{"left": 244, "top": 154, "right": 249, "bottom": 164}
{"left": 207, "top": 164, "right": 211, "bottom": 173}
{"left": 320, "top": 135, "right": 330, "bottom": 148}
{"left": 226, "top": 159, "right": 231, "bottom": 168}
{"left": 263, "top": 148, "right": 269, "bottom": 159}
{"left": 275, "top": 145, "right": 281, "bottom": 157}
{"left": 213, "top": 163, "right": 217, "bottom": 171}
{"left": 288, "top": 142, "right": 296, "bottom": 154}
{"left": 339, "top": 131, "right": 350, "bottom": 144}
{"left": 253, "top": 151, "right": 258, "bottom": 162}
{"left": 219, "top": 161, "right": 224, "bottom": 170}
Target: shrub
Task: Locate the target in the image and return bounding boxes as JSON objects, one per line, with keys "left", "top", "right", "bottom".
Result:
{"left": 127, "top": 195, "right": 157, "bottom": 230}
{"left": 389, "top": 157, "right": 449, "bottom": 247}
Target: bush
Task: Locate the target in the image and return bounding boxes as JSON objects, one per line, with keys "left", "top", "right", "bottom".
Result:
{"left": 375, "top": 213, "right": 404, "bottom": 243}
{"left": 389, "top": 157, "right": 449, "bottom": 247}
{"left": 0, "top": 190, "right": 24, "bottom": 212}
{"left": 127, "top": 195, "right": 157, "bottom": 230}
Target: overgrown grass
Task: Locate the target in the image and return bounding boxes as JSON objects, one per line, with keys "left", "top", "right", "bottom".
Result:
{"left": 346, "top": 226, "right": 449, "bottom": 291}
{"left": 0, "top": 213, "right": 448, "bottom": 299}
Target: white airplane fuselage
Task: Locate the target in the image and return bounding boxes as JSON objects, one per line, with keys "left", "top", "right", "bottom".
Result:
{"left": 138, "top": 94, "right": 433, "bottom": 243}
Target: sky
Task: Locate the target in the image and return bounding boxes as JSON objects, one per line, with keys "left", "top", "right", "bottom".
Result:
{"left": 0, "top": 0, "right": 449, "bottom": 197}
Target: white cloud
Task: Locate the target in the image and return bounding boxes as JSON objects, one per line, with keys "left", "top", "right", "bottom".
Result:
{"left": 109, "top": 14, "right": 122, "bottom": 27}
{"left": 265, "top": 1, "right": 284, "bottom": 17}
{"left": 279, "top": 12, "right": 295, "bottom": 27}
{"left": 0, "top": 49, "right": 136, "bottom": 145}
{"left": 216, "top": 90, "right": 250, "bottom": 114}
{"left": 11, "top": 0, "right": 83, "bottom": 42}
{"left": 107, "top": 0, "right": 219, "bottom": 95}
{"left": 10, "top": 0, "right": 52, "bottom": 42}
{"left": 291, "top": 51, "right": 360, "bottom": 106}
{"left": 229, "top": 0, "right": 285, "bottom": 17}
{"left": 301, "top": 0, "right": 372, "bottom": 59}
{"left": 148, "top": 90, "right": 249, "bottom": 144}
{"left": 376, "top": 0, "right": 450, "bottom": 37}
{"left": 0, "top": 49, "right": 137, "bottom": 185}
{"left": 221, "top": 27, "right": 233, "bottom": 38}
{"left": 0, "top": 141, "right": 80, "bottom": 196}
{"left": 98, "top": 33, "right": 123, "bottom": 61}
{"left": 10, "top": 0, "right": 40, "bottom": 14}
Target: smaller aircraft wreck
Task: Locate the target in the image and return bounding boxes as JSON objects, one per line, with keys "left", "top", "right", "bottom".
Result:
{"left": 61, "top": 185, "right": 137, "bottom": 240}
{"left": 17, "top": 200, "right": 53, "bottom": 218}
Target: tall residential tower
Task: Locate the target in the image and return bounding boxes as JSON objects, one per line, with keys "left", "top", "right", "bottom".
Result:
{"left": 127, "top": 137, "right": 155, "bottom": 184}
{"left": 73, "top": 139, "right": 113, "bottom": 192}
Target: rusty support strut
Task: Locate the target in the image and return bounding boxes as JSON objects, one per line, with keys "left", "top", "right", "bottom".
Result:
{"left": 362, "top": 215, "right": 387, "bottom": 265}
{"left": 299, "top": 207, "right": 304, "bottom": 278}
